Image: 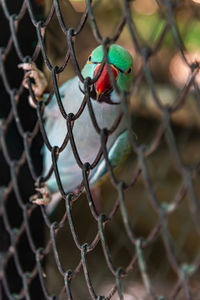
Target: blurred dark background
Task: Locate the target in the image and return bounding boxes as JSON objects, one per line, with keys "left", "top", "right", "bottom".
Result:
{"left": 0, "top": 1, "right": 44, "bottom": 298}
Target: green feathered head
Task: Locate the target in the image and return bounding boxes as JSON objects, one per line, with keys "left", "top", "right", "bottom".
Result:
{"left": 82, "top": 44, "right": 133, "bottom": 103}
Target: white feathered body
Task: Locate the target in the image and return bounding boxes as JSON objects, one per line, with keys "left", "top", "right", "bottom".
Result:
{"left": 43, "top": 76, "right": 126, "bottom": 192}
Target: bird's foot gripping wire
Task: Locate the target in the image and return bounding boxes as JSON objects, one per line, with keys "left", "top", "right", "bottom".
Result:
{"left": 30, "top": 182, "right": 52, "bottom": 206}
{"left": 18, "top": 62, "right": 48, "bottom": 108}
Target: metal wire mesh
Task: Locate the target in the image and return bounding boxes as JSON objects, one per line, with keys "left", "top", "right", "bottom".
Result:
{"left": 1, "top": 0, "right": 200, "bottom": 299}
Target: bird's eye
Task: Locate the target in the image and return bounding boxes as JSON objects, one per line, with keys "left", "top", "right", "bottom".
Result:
{"left": 88, "top": 55, "right": 92, "bottom": 63}
{"left": 125, "top": 66, "right": 132, "bottom": 76}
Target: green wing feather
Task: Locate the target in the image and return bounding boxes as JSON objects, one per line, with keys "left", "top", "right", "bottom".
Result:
{"left": 90, "top": 130, "right": 131, "bottom": 186}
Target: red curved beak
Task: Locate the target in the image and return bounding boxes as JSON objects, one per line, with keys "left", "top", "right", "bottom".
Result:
{"left": 94, "top": 64, "right": 118, "bottom": 101}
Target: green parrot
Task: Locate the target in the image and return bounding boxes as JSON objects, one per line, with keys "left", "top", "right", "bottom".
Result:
{"left": 19, "top": 44, "right": 133, "bottom": 213}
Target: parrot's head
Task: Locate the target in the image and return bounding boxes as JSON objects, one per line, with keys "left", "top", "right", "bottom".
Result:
{"left": 82, "top": 44, "right": 133, "bottom": 104}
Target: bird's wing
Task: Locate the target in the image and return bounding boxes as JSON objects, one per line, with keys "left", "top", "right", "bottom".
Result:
{"left": 90, "top": 130, "right": 131, "bottom": 186}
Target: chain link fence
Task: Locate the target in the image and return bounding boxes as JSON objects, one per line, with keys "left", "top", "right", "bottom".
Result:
{"left": 1, "top": 0, "right": 200, "bottom": 299}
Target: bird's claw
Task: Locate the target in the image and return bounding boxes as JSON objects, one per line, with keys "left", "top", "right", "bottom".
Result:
{"left": 29, "top": 183, "right": 52, "bottom": 206}
{"left": 18, "top": 62, "right": 48, "bottom": 108}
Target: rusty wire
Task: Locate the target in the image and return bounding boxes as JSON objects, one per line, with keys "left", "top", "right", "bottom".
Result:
{"left": 0, "top": 0, "right": 200, "bottom": 299}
